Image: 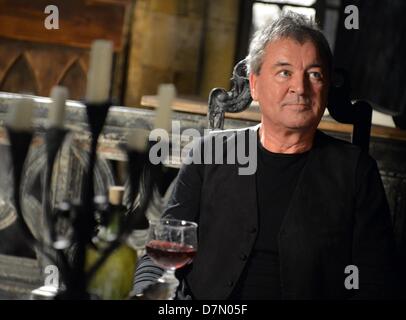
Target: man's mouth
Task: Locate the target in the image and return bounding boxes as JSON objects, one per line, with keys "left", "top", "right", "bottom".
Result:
{"left": 283, "top": 103, "right": 311, "bottom": 109}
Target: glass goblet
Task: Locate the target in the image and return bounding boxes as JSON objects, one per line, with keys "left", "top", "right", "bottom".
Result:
{"left": 145, "top": 218, "right": 198, "bottom": 299}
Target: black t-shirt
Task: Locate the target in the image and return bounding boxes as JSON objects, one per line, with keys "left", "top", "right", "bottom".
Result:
{"left": 231, "top": 134, "right": 309, "bottom": 300}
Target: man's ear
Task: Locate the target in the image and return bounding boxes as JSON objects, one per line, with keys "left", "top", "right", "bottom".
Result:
{"left": 249, "top": 72, "right": 258, "bottom": 101}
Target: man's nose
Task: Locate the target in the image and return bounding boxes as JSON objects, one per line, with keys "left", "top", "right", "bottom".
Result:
{"left": 289, "top": 74, "right": 307, "bottom": 95}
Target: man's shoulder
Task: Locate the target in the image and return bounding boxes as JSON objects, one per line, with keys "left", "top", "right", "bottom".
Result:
{"left": 314, "top": 130, "right": 376, "bottom": 169}
{"left": 315, "top": 129, "right": 361, "bottom": 153}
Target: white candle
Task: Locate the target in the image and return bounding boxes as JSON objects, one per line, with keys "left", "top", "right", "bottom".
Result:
{"left": 85, "top": 40, "right": 113, "bottom": 103}
{"left": 8, "top": 97, "right": 35, "bottom": 131}
{"left": 154, "top": 84, "right": 175, "bottom": 132}
{"left": 49, "top": 86, "right": 68, "bottom": 128}
{"left": 127, "top": 128, "right": 150, "bottom": 152}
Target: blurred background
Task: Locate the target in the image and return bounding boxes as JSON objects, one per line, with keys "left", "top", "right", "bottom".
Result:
{"left": 0, "top": 0, "right": 405, "bottom": 126}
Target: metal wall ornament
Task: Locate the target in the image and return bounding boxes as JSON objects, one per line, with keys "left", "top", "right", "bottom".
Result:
{"left": 0, "top": 145, "right": 17, "bottom": 232}
{"left": 23, "top": 135, "right": 114, "bottom": 241}
{"left": 0, "top": 128, "right": 115, "bottom": 258}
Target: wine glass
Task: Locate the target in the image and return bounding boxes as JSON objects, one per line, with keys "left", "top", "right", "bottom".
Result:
{"left": 145, "top": 218, "right": 198, "bottom": 299}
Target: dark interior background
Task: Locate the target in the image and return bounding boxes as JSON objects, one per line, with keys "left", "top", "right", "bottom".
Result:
{"left": 334, "top": 0, "right": 406, "bottom": 117}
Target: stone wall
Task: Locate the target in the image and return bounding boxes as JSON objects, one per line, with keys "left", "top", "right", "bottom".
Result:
{"left": 199, "top": 0, "right": 239, "bottom": 99}
{"left": 125, "top": 0, "right": 205, "bottom": 106}
{"left": 124, "top": 0, "right": 240, "bottom": 106}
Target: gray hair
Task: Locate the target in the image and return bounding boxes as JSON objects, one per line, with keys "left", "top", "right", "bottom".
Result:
{"left": 246, "top": 11, "right": 333, "bottom": 76}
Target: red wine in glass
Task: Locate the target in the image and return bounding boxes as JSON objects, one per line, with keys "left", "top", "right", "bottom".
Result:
{"left": 145, "top": 219, "right": 198, "bottom": 299}
{"left": 146, "top": 240, "right": 196, "bottom": 269}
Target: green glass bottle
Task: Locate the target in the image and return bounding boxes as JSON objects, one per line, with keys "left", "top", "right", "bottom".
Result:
{"left": 85, "top": 186, "right": 137, "bottom": 300}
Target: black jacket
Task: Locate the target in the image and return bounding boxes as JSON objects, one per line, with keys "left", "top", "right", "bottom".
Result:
{"left": 137, "top": 125, "right": 398, "bottom": 299}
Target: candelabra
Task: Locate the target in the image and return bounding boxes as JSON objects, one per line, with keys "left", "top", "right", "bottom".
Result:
{"left": 6, "top": 99, "right": 164, "bottom": 299}
{"left": 5, "top": 38, "right": 175, "bottom": 299}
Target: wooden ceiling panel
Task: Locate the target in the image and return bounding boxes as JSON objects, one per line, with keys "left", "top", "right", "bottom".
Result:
{"left": 0, "top": 0, "right": 131, "bottom": 50}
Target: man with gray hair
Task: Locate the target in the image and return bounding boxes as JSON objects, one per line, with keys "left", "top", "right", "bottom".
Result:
{"left": 134, "top": 11, "right": 398, "bottom": 299}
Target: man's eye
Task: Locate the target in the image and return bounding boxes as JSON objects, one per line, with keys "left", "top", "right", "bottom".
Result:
{"left": 278, "top": 70, "right": 291, "bottom": 77}
{"left": 309, "top": 71, "right": 322, "bottom": 80}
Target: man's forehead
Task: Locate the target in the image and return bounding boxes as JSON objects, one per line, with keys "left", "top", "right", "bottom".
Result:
{"left": 264, "top": 37, "right": 325, "bottom": 67}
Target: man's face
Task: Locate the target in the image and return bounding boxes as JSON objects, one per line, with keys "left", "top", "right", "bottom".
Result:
{"left": 250, "top": 37, "right": 329, "bottom": 132}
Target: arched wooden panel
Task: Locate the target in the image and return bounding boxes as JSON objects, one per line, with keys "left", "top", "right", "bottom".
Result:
{"left": 0, "top": 45, "right": 22, "bottom": 85}
{"left": 0, "top": 54, "right": 38, "bottom": 95}
{"left": 58, "top": 60, "right": 87, "bottom": 100}
{"left": 24, "top": 49, "right": 77, "bottom": 97}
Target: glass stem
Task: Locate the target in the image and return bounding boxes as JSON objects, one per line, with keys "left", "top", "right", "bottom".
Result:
{"left": 159, "top": 268, "right": 179, "bottom": 300}
{"left": 164, "top": 268, "right": 176, "bottom": 278}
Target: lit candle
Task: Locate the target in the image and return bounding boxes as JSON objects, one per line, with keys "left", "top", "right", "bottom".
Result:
{"left": 127, "top": 128, "right": 150, "bottom": 152}
{"left": 154, "top": 84, "right": 175, "bottom": 132}
{"left": 85, "top": 40, "right": 113, "bottom": 103}
{"left": 7, "top": 97, "right": 35, "bottom": 131}
{"left": 48, "top": 86, "right": 68, "bottom": 128}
